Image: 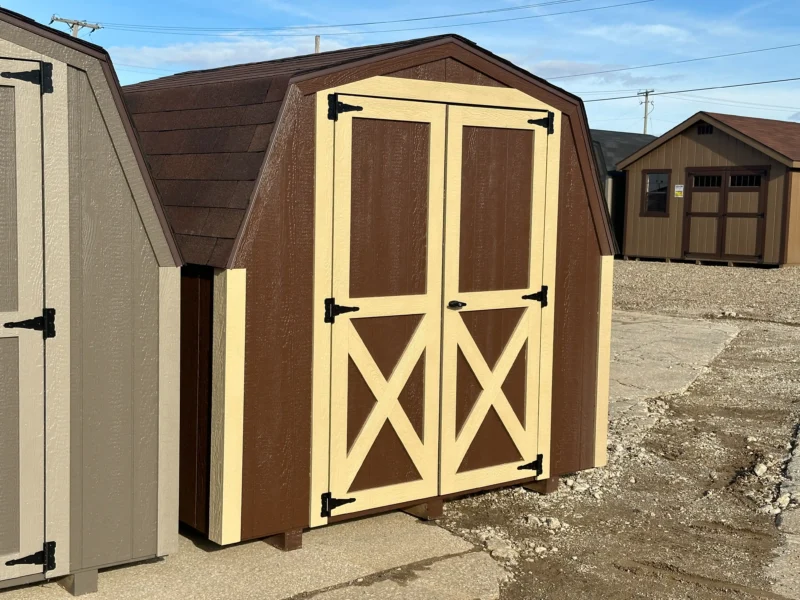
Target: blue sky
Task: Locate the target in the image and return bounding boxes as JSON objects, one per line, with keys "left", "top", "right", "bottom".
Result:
{"left": 6, "top": 0, "right": 800, "bottom": 135}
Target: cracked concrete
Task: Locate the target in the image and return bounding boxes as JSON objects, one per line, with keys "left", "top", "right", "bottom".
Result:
{"left": 610, "top": 311, "right": 739, "bottom": 422}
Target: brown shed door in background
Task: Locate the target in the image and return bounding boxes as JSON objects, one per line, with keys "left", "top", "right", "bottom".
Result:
{"left": 327, "top": 96, "right": 447, "bottom": 517}
{"left": 440, "top": 106, "right": 550, "bottom": 494}
{"left": 0, "top": 60, "right": 46, "bottom": 582}
{"left": 684, "top": 169, "right": 766, "bottom": 261}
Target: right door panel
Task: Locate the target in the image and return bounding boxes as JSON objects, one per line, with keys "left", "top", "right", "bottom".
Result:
{"left": 440, "top": 106, "right": 550, "bottom": 495}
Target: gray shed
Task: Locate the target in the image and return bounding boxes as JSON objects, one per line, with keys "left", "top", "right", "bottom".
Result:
{"left": 0, "top": 8, "right": 182, "bottom": 596}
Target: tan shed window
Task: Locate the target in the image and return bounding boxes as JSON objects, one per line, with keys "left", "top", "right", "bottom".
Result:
{"left": 641, "top": 171, "right": 671, "bottom": 217}
{"left": 730, "top": 174, "right": 762, "bottom": 188}
{"left": 694, "top": 174, "right": 722, "bottom": 188}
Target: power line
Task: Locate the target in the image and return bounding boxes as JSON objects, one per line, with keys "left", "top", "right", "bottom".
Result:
{"left": 665, "top": 92, "right": 800, "bottom": 111}
{"left": 547, "top": 41, "right": 800, "bottom": 80}
{"left": 98, "top": 0, "right": 587, "bottom": 32}
{"left": 97, "top": 0, "right": 656, "bottom": 38}
{"left": 584, "top": 76, "right": 800, "bottom": 103}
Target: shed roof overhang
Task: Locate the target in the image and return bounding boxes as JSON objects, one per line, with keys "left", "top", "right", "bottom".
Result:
{"left": 617, "top": 112, "right": 800, "bottom": 171}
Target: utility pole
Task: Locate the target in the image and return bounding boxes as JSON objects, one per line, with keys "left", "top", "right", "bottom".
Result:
{"left": 50, "top": 15, "right": 102, "bottom": 38}
{"left": 638, "top": 89, "right": 654, "bottom": 135}
{"left": 314, "top": 35, "right": 321, "bottom": 54}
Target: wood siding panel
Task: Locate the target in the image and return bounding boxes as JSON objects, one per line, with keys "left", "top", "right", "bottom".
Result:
{"left": 68, "top": 67, "right": 160, "bottom": 571}
{"left": 387, "top": 57, "right": 507, "bottom": 88}
{"left": 724, "top": 217, "right": 759, "bottom": 256}
{"left": 550, "top": 116, "right": 601, "bottom": 476}
{"left": 234, "top": 88, "right": 316, "bottom": 540}
{"left": 625, "top": 126, "right": 786, "bottom": 263}
{"left": 0, "top": 86, "right": 17, "bottom": 312}
{"left": 459, "top": 126, "right": 533, "bottom": 292}
{"left": 349, "top": 118, "right": 430, "bottom": 298}
{"left": 688, "top": 217, "right": 719, "bottom": 254}
{"left": 0, "top": 338, "right": 20, "bottom": 556}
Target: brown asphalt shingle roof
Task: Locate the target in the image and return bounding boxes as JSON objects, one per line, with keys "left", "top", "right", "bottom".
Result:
{"left": 123, "top": 36, "right": 458, "bottom": 266}
{"left": 705, "top": 112, "right": 800, "bottom": 163}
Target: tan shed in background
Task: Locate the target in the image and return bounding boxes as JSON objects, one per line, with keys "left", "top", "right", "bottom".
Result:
{"left": 618, "top": 111, "right": 800, "bottom": 266}
{"left": 0, "top": 8, "right": 181, "bottom": 596}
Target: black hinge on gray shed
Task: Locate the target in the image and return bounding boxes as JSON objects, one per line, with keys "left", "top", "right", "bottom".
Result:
{"left": 522, "top": 286, "right": 548, "bottom": 308}
{"left": 517, "top": 454, "right": 544, "bottom": 476}
{"left": 328, "top": 93, "right": 363, "bottom": 121}
{"left": 0, "top": 62, "right": 53, "bottom": 94}
{"left": 528, "top": 111, "right": 555, "bottom": 135}
{"left": 321, "top": 492, "right": 355, "bottom": 518}
{"left": 4, "top": 308, "right": 56, "bottom": 339}
{"left": 5, "top": 541, "right": 56, "bottom": 572}
{"left": 324, "top": 298, "right": 359, "bottom": 323}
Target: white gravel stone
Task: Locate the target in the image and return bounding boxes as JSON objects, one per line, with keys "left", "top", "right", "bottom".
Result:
{"left": 754, "top": 463, "right": 768, "bottom": 477}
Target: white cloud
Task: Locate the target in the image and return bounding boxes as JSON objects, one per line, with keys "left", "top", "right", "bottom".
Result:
{"left": 528, "top": 59, "right": 682, "bottom": 88}
{"left": 109, "top": 35, "right": 348, "bottom": 71}
{"left": 580, "top": 23, "right": 693, "bottom": 45}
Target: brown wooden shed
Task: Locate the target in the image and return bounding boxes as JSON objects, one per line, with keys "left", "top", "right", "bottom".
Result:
{"left": 124, "top": 35, "right": 615, "bottom": 547}
{"left": 0, "top": 8, "right": 182, "bottom": 596}
{"left": 618, "top": 112, "right": 800, "bottom": 265}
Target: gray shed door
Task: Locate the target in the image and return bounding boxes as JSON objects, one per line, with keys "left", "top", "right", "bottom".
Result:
{"left": 0, "top": 58, "right": 45, "bottom": 581}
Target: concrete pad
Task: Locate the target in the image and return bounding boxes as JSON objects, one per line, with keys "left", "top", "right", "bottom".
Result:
{"left": 311, "top": 553, "right": 505, "bottom": 600}
{"left": 610, "top": 311, "right": 738, "bottom": 413}
{"left": 2, "top": 514, "right": 478, "bottom": 600}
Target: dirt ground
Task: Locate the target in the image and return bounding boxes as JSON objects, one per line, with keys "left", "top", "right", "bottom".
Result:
{"left": 439, "top": 260, "right": 800, "bottom": 599}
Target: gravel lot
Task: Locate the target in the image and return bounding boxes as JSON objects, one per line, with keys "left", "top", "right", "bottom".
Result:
{"left": 440, "top": 260, "right": 800, "bottom": 599}
{"left": 614, "top": 260, "right": 800, "bottom": 324}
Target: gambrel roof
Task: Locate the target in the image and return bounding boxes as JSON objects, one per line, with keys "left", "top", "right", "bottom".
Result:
{"left": 123, "top": 34, "right": 615, "bottom": 266}
{"left": 0, "top": 6, "right": 182, "bottom": 266}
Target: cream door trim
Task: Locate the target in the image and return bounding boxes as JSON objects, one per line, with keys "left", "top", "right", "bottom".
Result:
{"left": 537, "top": 109, "right": 561, "bottom": 480}
{"left": 41, "top": 58, "right": 71, "bottom": 579}
{"left": 310, "top": 93, "right": 335, "bottom": 528}
{"left": 311, "top": 94, "right": 446, "bottom": 522}
{"left": 157, "top": 267, "right": 181, "bottom": 555}
{"left": 0, "top": 59, "right": 45, "bottom": 582}
{"left": 328, "top": 96, "right": 445, "bottom": 518}
{"left": 593, "top": 256, "right": 614, "bottom": 467}
{"left": 329, "top": 76, "right": 556, "bottom": 111}
{"left": 209, "top": 268, "right": 246, "bottom": 545}
{"left": 440, "top": 105, "right": 560, "bottom": 494}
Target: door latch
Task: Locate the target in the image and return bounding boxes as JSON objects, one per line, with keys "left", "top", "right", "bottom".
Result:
{"left": 4, "top": 308, "right": 56, "bottom": 339}
{"left": 447, "top": 300, "right": 467, "bottom": 310}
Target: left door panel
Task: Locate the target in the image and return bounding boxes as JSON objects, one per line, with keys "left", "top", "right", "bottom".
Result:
{"left": 326, "top": 96, "right": 446, "bottom": 519}
{"left": 0, "top": 60, "right": 45, "bottom": 581}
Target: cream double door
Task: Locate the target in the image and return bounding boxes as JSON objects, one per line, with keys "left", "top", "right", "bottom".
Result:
{"left": 319, "top": 92, "right": 555, "bottom": 520}
{"left": 0, "top": 59, "right": 47, "bottom": 581}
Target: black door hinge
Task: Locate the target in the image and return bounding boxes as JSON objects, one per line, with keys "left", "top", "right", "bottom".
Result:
{"left": 327, "top": 93, "right": 363, "bottom": 121}
{"left": 5, "top": 541, "right": 56, "bottom": 572}
{"left": 0, "top": 62, "right": 53, "bottom": 94}
{"left": 324, "top": 298, "right": 359, "bottom": 323}
{"left": 4, "top": 308, "right": 56, "bottom": 339}
{"left": 522, "top": 286, "right": 548, "bottom": 308}
{"left": 528, "top": 111, "right": 555, "bottom": 135}
{"left": 321, "top": 492, "right": 356, "bottom": 518}
{"left": 517, "top": 454, "right": 544, "bottom": 476}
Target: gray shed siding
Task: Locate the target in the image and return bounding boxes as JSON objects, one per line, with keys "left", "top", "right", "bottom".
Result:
{"left": 68, "top": 66, "right": 161, "bottom": 571}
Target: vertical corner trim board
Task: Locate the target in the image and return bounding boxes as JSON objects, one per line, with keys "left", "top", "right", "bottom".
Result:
{"left": 157, "top": 267, "right": 181, "bottom": 556}
{"left": 593, "top": 256, "right": 614, "bottom": 468}
{"left": 209, "top": 268, "right": 246, "bottom": 545}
